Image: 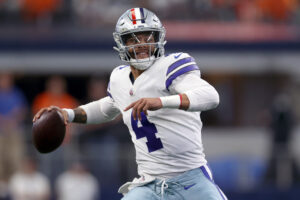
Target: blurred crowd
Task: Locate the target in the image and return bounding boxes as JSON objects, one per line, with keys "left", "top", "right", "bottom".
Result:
{"left": 0, "top": 73, "right": 136, "bottom": 200}
{"left": 0, "top": 0, "right": 300, "bottom": 26}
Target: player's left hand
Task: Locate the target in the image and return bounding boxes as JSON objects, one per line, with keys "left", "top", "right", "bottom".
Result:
{"left": 124, "top": 98, "right": 162, "bottom": 120}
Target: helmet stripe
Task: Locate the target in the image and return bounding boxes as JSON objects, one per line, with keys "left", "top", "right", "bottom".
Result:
{"left": 130, "top": 8, "right": 137, "bottom": 25}
{"left": 135, "top": 8, "right": 141, "bottom": 25}
{"left": 140, "top": 8, "right": 145, "bottom": 23}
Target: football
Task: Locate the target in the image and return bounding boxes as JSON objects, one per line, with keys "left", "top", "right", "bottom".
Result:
{"left": 32, "top": 109, "right": 66, "bottom": 153}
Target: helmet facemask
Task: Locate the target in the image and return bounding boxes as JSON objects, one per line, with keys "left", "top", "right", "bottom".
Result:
{"left": 120, "top": 31, "right": 161, "bottom": 70}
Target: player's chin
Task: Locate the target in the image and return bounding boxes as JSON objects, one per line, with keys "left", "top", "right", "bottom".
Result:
{"left": 136, "top": 53, "right": 150, "bottom": 59}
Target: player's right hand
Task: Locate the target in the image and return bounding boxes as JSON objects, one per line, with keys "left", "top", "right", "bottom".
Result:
{"left": 124, "top": 98, "right": 163, "bottom": 121}
{"left": 33, "top": 106, "right": 68, "bottom": 125}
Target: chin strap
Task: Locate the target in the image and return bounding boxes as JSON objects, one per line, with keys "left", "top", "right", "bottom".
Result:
{"left": 130, "top": 56, "right": 155, "bottom": 70}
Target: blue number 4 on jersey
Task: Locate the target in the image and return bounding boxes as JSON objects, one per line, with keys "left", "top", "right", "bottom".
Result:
{"left": 131, "top": 112, "right": 163, "bottom": 153}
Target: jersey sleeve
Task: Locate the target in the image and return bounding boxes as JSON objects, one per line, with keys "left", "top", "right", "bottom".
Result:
{"left": 80, "top": 67, "right": 124, "bottom": 124}
{"left": 165, "top": 53, "right": 200, "bottom": 91}
{"left": 169, "top": 72, "right": 220, "bottom": 111}
{"left": 80, "top": 97, "right": 120, "bottom": 124}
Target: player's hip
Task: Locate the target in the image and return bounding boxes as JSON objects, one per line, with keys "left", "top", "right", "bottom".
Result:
{"left": 122, "top": 165, "right": 227, "bottom": 200}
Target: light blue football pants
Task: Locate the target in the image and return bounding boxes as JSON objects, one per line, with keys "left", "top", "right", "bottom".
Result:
{"left": 121, "top": 165, "right": 227, "bottom": 200}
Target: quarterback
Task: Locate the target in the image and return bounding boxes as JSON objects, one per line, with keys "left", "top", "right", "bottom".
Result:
{"left": 34, "top": 8, "right": 227, "bottom": 200}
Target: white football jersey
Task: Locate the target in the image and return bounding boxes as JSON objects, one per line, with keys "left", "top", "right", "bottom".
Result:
{"left": 108, "top": 52, "right": 207, "bottom": 178}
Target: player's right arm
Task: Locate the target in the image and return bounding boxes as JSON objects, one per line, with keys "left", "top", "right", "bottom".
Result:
{"left": 33, "top": 68, "right": 121, "bottom": 124}
{"left": 33, "top": 96, "right": 120, "bottom": 125}
{"left": 73, "top": 96, "right": 120, "bottom": 124}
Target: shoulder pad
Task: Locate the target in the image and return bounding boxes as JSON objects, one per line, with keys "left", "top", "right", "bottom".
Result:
{"left": 165, "top": 53, "right": 199, "bottom": 90}
{"left": 111, "top": 65, "right": 130, "bottom": 76}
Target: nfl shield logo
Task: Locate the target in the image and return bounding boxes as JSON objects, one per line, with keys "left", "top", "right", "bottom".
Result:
{"left": 129, "top": 89, "right": 133, "bottom": 96}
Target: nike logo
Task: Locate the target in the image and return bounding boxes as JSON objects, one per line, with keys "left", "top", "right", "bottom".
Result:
{"left": 174, "top": 53, "right": 182, "bottom": 59}
{"left": 184, "top": 183, "right": 196, "bottom": 190}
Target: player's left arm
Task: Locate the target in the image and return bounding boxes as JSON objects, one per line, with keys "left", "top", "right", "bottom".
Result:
{"left": 170, "top": 71, "right": 219, "bottom": 112}
{"left": 125, "top": 71, "right": 219, "bottom": 120}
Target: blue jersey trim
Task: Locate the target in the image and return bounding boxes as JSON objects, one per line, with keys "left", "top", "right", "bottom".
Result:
{"left": 165, "top": 64, "right": 199, "bottom": 90}
{"left": 166, "top": 57, "right": 195, "bottom": 75}
{"left": 107, "top": 91, "right": 113, "bottom": 99}
{"left": 119, "top": 65, "right": 129, "bottom": 70}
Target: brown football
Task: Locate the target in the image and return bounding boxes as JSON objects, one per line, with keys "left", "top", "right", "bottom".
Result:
{"left": 32, "top": 109, "right": 66, "bottom": 153}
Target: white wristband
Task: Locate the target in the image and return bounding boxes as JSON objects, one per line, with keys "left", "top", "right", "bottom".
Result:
{"left": 159, "top": 95, "right": 181, "bottom": 108}
{"left": 63, "top": 108, "right": 75, "bottom": 123}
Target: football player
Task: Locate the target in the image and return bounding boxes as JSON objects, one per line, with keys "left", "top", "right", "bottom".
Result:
{"left": 34, "top": 8, "right": 227, "bottom": 200}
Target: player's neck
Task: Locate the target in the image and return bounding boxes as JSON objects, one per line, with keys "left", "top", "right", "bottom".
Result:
{"left": 130, "top": 66, "right": 145, "bottom": 80}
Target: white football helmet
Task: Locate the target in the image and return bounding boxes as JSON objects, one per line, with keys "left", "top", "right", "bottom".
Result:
{"left": 113, "top": 8, "right": 166, "bottom": 70}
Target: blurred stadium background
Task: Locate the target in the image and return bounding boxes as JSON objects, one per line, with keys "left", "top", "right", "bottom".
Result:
{"left": 0, "top": 0, "right": 300, "bottom": 199}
